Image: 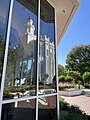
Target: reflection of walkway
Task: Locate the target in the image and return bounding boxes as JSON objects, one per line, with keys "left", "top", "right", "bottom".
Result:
{"left": 61, "top": 95, "right": 90, "bottom": 115}
{"left": 38, "top": 98, "right": 48, "bottom": 106}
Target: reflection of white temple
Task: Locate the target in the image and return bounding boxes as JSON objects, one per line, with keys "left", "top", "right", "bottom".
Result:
{"left": 19, "top": 17, "right": 55, "bottom": 85}
{"left": 20, "top": 16, "right": 37, "bottom": 59}
{"left": 39, "top": 35, "right": 55, "bottom": 84}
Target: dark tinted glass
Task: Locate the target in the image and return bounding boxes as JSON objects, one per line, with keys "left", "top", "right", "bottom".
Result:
{"left": 38, "top": 95, "right": 57, "bottom": 120}
{"left": 1, "top": 99, "right": 36, "bottom": 120}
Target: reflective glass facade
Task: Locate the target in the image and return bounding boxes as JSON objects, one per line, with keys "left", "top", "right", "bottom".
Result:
{"left": 39, "top": 0, "right": 56, "bottom": 94}
{"left": 3, "top": 0, "right": 38, "bottom": 100}
{"left": 0, "top": 0, "right": 10, "bottom": 88}
{"left": 0, "top": 0, "right": 59, "bottom": 120}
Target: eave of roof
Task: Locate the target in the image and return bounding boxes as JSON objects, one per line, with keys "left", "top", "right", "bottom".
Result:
{"left": 47, "top": 0, "right": 80, "bottom": 45}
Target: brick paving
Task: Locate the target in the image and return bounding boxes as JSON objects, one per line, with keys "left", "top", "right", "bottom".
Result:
{"left": 17, "top": 96, "right": 56, "bottom": 109}
{"left": 61, "top": 95, "right": 90, "bottom": 115}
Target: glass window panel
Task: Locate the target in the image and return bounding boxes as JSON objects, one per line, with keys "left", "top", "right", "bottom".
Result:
{"left": 0, "top": 0, "right": 10, "bottom": 88}
{"left": 3, "top": 0, "right": 38, "bottom": 100}
{"left": 38, "top": 0, "right": 56, "bottom": 95}
{"left": 1, "top": 99, "right": 36, "bottom": 120}
{"left": 38, "top": 96, "right": 57, "bottom": 120}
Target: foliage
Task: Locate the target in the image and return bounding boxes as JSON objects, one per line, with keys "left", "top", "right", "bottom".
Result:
{"left": 58, "top": 64, "right": 65, "bottom": 76}
{"left": 58, "top": 75, "right": 65, "bottom": 83}
{"left": 82, "top": 72, "right": 90, "bottom": 84}
{"left": 0, "top": 35, "right": 4, "bottom": 72}
{"left": 60, "top": 98, "right": 90, "bottom": 120}
{"left": 66, "top": 44, "right": 90, "bottom": 75}
{"left": 4, "top": 85, "right": 36, "bottom": 96}
{"left": 5, "top": 43, "right": 20, "bottom": 86}
{"left": 0, "top": 36, "right": 22, "bottom": 86}
{"left": 65, "top": 75, "right": 72, "bottom": 83}
{"left": 66, "top": 70, "right": 82, "bottom": 84}
{"left": 59, "top": 85, "right": 74, "bottom": 90}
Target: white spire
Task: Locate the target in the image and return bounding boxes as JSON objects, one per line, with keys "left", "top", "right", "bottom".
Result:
{"left": 25, "top": 16, "right": 35, "bottom": 35}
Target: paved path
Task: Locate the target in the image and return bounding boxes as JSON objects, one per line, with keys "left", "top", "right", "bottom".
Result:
{"left": 61, "top": 95, "right": 90, "bottom": 115}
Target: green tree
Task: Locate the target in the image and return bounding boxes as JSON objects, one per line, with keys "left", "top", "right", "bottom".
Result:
{"left": 58, "top": 75, "right": 65, "bottom": 83}
{"left": 66, "top": 70, "right": 81, "bottom": 85}
{"left": 82, "top": 72, "right": 90, "bottom": 84}
{"left": 65, "top": 75, "right": 72, "bottom": 83}
{"left": 5, "top": 46, "right": 20, "bottom": 86}
{"left": 58, "top": 64, "right": 65, "bottom": 76}
{"left": 66, "top": 44, "right": 90, "bottom": 75}
{"left": 0, "top": 35, "right": 4, "bottom": 73}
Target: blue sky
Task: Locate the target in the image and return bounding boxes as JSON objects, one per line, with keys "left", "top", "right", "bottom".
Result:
{"left": 58, "top": 0, "right": 90, "bottom": 66}
{"left": 11, "top": 1, "right": 54, "bottom": 42}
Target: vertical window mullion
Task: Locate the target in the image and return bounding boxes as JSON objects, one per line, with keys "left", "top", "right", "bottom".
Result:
{"left": 0, "top": 0, "right": 14, "bottom": 119}
{"left": 36, "top": 0, "right": 40, "bottom": 120}
{"left": 55, "top": 9, "right": 60, "bottom": 120}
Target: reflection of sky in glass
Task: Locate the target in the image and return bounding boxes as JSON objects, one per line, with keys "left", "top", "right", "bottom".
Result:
{"left": 11, "top": 1, "right": 37, "bottom": 36}
{"left": 11, "top": 1, "right": 54, "bottom": 43}
{"left": 0, "top": 0, "right": 10, "bottom": 39}
{"left": 0, "top": 0, "right": 55, "bottom": 47}
{"left": 40, "top": 19, "right": 54, "bottom": 42}
{"left": 9, "top": 0, "right": 37, "bottom": 48}
{"left": 0, "top": 0, "right": 10, "bottom": 21}
{"left": 28, "top": 60, "right": 32, "bottom": 70}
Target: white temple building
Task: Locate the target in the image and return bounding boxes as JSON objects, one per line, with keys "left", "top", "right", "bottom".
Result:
{"left": 19, "top": 17, "right": 55, "bottom": 85}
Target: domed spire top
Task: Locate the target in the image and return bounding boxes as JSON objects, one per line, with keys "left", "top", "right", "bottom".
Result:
{"left": 27, "top": 16, "right": 32, "bottom": 21}
{"left": 24, "top": 16, "right": 35, "bottom": 36}
{"left": 27, "top": 16, "right": 33, "bottom": 26}
{"left": 28, "top": 16, "right": 32, "bottom": 20}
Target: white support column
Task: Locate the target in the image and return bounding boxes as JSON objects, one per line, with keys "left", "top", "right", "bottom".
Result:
{"left": 55, "top": 9, "right": 60, "bottom": 120}
{"left": 36, "top": 0, "right": 40, "bottom": 120}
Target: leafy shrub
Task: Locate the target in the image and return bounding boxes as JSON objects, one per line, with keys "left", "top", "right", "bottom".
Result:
{"left": 58, "top": 75, "right": 65, "bottom": 83}
{"left": 59, "top": 85, "right": 74, "bottom": 90}
{"left": 65, "top": 75, "right": 72, "bottom": 83}
{"left": 60, "top": 98, "right": 90, "bottom": 120}
{"left": 4, "top": 85, "right": 36, "bottom": 95}
{"left": 84, "top": 84, "right": 90, "bottom": 89}
{"left": 82, "top": 72, "right": 90, "bottom": 84}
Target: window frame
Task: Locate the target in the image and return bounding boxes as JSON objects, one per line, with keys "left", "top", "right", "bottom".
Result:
{"left": 0, "top": 0, "right": 59, "bottom": 120}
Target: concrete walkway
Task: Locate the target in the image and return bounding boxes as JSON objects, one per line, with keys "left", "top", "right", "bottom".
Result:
{"left": 61, "top": 95, "right": 90, "bottom": 115}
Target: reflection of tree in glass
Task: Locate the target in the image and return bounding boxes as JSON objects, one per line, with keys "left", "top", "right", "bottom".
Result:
{"left": 27, "top": 68, "right": 31, "bottom": 85}
{"left": 5, "top": 42, "right": 20, "bottom": 86}
{"left": 0, "top": 35, "right": 5, "bottom": 87}
{"left": 0, "top": 35, "right": 4, "bottom": 73}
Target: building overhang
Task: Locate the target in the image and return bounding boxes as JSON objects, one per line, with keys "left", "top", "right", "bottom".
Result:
{"left": 47, "top": 0, "right": 80, "bottom": 45}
